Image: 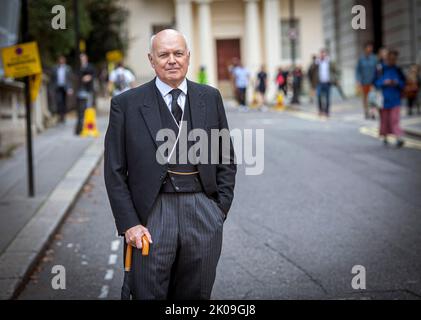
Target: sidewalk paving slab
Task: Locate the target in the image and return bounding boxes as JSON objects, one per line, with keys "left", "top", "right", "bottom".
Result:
{"left": 0, "top": 107, "right": 108, "bottom": 299}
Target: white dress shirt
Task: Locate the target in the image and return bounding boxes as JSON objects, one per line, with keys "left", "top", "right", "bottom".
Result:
{"left": 57, "top": 64, "right": 66, "bottom": 86}
{"left": 155, "top": 77, "right": 187, "bottom": 114}
{"left": 318, "top": 58, "right": 330, "bottom": 83}
{"left": 155, "top": 77, "right": 188, "bottom": 160}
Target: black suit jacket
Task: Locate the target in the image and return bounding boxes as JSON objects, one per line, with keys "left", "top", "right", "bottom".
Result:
{"left": 104, "top": 78, "right": 236, "bottom": 235}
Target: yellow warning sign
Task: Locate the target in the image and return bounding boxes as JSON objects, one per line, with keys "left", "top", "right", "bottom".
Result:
{"left": 1, "top": 42, "right": 42, "bottom": 78}
{"left": 106, "top": 50, "right": 123, "bottom": 63}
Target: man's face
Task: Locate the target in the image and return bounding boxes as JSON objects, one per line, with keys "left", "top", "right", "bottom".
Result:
{"left": 80, "top": 54, "right": 88, "bottom": 65}
{"left": 148, "top": 31, "right": 190, "bottom": 87}
{"left": 58, "top": 56, "right": 66, "bottom": 65}
{"left": 387, "top": 53, "right": 397, "bottom": 66}
{"left": 365, "top": 45, "right": 373, "bottom": 55}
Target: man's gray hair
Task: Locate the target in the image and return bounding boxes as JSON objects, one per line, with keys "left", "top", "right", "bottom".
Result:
{"left": 149, "top": 30, "right": 190, "bottom": 53}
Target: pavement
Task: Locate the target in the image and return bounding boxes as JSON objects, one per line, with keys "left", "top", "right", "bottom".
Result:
{"left": 278, "top": 95, "right": 421, "bottom": 139}
{"left": 15, "top": 94, "right": 421, "bottom": 300}
{"left": 0, "top": 99, "right": 109, "bottom": 299}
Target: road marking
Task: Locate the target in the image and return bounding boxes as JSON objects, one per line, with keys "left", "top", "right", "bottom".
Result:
{"left": 98, "top": 285, "right": 109, "bottom": 299}
{"left": 108, "top": 254, "right": 118, "bottom": 265}
{"left": 104, "top": 269, "right": 114, "bottom": 281}
{"left": 262, "top": 119, "right": 275, "bottom": 125}
{"left": 284, "top": 110, "right": 326, "bottom": 122}
{"left": 111, "top": 240, "right": 120, "bottom": 252}
{"left": 359, "top": 126, "right": 421, "bottom": 151}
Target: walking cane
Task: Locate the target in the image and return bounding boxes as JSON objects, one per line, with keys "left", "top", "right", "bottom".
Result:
{"left": 121, "top": 235, "right": 150, "bottom": 299}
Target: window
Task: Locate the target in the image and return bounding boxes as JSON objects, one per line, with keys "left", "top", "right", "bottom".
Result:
{"left": 281, "top": 19, "right": 301, "bottom": 60}
{"left": 152, "top": 24, "right": 173, "bottom": 35}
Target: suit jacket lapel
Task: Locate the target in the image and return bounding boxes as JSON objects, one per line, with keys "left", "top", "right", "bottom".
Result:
{"left": 187, "top": 79, "right": 206, "bottom": 130}
{"left": 139, "top": 78, "right": 206, "bottom": 153}
{"left": 139, "top": 79, "right": 164, "bottom": 151}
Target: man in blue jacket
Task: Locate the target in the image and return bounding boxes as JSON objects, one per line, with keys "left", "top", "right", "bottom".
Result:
{"left": 356, "top": 42, "right": 378, "bottom": 119}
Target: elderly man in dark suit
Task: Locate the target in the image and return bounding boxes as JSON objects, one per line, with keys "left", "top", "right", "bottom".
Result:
{"left": 104, "top": 29, "right": 236, "bottom": 300}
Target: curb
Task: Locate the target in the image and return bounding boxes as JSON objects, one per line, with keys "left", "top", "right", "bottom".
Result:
{"left": 0, "top": 137, "right": 104, "bottom": 300}
{"left": 403, "top": 127, "right": 421, "bottom": 139}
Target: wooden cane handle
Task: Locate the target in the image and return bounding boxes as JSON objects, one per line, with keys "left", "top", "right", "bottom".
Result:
{"left": 124, "top": 235, "right": 150, "bottom": 271}
{"left": 141, "top": 235, "right": 150, "bottom": 256}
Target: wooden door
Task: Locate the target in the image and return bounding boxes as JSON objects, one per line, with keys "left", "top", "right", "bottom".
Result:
{"left": 216, "top": 39, "right": 241, "bottom": 81}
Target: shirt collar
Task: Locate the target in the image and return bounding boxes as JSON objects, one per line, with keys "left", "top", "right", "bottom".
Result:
{"left": 155, "top": 77, "right": 188, "bottom": 98}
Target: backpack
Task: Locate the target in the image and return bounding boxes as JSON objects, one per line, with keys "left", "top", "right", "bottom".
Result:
{"left": 114, "top": 71, "right": 128, "bottom": 91}
{"left": 276, "top": 73, "right": 285, "bottom": 86}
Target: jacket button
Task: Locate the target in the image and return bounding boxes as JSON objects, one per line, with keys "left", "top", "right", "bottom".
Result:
{"left": 175, "top": 186, "right": 180, "bottom": 191}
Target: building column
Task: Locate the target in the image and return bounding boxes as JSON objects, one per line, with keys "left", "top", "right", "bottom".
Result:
{"left": 263, "top": 0, "right": 281, "bottom": 102}
{"left": 175, "top": 0, "right": 194, "bottom": 79}
{"left": 196, "top": 0, "right": 216, "bottom": 87}
{"left": 244, "top": 0, "right": 262, "bottom": 102}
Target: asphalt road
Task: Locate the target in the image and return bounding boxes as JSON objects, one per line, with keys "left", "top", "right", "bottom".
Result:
{"left": 19, "top": 103, "right": 421, "bottom": 300}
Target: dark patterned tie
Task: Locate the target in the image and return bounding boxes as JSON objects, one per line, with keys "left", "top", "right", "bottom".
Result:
{"left": 170, "top": 89, "right": 183, "bottom": 125}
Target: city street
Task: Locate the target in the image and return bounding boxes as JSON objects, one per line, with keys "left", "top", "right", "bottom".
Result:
{"left": 18, "top": 102, "right": 421, "bottom": 300}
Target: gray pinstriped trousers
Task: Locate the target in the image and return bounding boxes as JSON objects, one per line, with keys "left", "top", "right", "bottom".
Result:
{"left": 130, "top": 192, "right": 225, "bottom": 300}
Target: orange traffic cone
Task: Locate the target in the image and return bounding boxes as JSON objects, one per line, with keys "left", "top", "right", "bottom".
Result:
{"left": 273, "top": 92, "right": 285, "bottom": 111}
{"left": 80, "top": 107, "right": 100, "bottom": 137}
{"left": 250, "top": 91, "right": 259, "bottom": 109}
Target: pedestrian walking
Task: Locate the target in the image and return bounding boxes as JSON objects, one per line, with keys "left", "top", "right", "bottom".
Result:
{"left": 108, "top": 61, "right": 136, "bottom": 97}
{"left": 75, "top": 53, "right": 96, "bottom": 135}
{"left": 315, "top": 49, "right": 337, "bottom": 118}
{"left": 229, "top": 57, "right": 240, "bottom": 105}
{"left": 275, "top": 67, "right": 287, "bottom": 96}
{"left": 377, "top": 47, "right": 388, "bottom": 70}
{"left": 368, "top": 47, "right": 388, "bottom": 112}
{"left": 375, "top": 49, "right": 406, "bottom": 148}
{"left": 404, "top": 64, "right": 420, "bottom": 116}
{"left": 231, "top": 59, "right": 250, "bottom": 111}
{"left": 307, "top": 55, "right": 318, "bottom": 103}
{"left": 51, "top": 55, "right": 73, "bottom": 123}
{"left": 291, "top": 65, "right": 303, "bottom": 104}
{"left": 356, "top": 42, "right": 378, "bottom": 119}
{"left": 256, "top": 65, "right": 267, "bottom": 110}
{"left": 104, "top": 29, "right": 236, "bottom": 300}
{"left": 198, "top": 65, "right": 208, "bottom": 85}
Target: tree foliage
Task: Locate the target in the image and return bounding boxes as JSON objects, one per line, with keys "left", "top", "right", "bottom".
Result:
{"left": 84, "top": 0, "right": 129, "bottom": 65}
{"left": 27, "top": 0, "right": 127, "bottom": 68}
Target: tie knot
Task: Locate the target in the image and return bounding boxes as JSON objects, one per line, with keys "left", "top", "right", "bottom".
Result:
{"left": 170, "top": 88, "right": 182, "bottom": 101}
